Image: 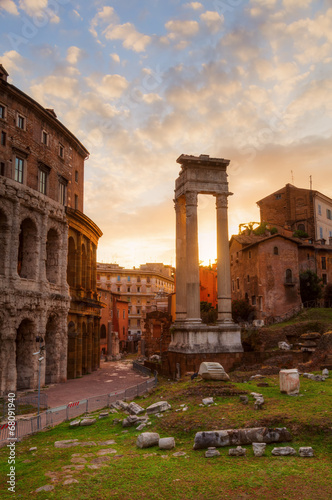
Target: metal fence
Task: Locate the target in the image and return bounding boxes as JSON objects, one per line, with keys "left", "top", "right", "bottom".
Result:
{"left": 0, "top": 394, "right": 48, "bottom": 419}
{"left": 0, "top": 377, "right": 156, "bottom": 445}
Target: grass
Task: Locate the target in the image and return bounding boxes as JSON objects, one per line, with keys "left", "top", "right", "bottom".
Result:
{"left": 1, "top": 373, "right": 331, "bottom": 500}
{"left": 268, "top": 307, "right": 332, "bottom": 330}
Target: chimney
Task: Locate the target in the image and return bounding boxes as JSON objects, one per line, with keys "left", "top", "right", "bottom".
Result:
{"left": 0, "top": 64, "right": 9, "bottom": 82}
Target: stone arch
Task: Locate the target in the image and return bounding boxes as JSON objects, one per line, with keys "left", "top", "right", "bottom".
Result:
{"left": 0, "top": 208, "right": 9, "bottom": 275}
{"left": 18, "top": 218, "right": 38, "bottom": 279}
{"left": 82, "top": 321, "right": 88, "bottom": 375}
{"left": 16, "top": 318, "right": 36, "bottom": 390}
{"left": 67, "top": 237, "right": 76, "bottom": 287}
{"left": 46, "top": 228, "right": 60, "bottom": 284}
{"left": 100, "top": 324, "right": 106, "bottom": 339}
{"left": 67, "top": 321, "right": 77, "bottom": 379}
{"left": 45, "top": 314, "right": 59, "bottom": 384}
{"left": 82, "top": 243, "right": 87, "bottom": 289}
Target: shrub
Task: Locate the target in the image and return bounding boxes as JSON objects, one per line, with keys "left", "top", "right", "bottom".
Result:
{"left": 231, "top": 299, "right": 255, "bottom": 322}
{"left": 300, "top": 270, "right": 323, "bottom": 304}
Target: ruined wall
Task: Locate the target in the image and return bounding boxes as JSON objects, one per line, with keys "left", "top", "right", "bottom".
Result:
{"left": 0, "top": 176, "right": 70, "bottom": 395}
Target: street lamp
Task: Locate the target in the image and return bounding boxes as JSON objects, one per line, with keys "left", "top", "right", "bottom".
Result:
{"left": 33, "top": 336, "right": 45, "bottom": 429}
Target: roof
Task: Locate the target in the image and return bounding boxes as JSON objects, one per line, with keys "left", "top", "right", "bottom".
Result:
{"left": 230, "top": 232, "right": 332, "bottom": 252}
{"left": 256, "top": 183, "right": 332, "bottom": 206}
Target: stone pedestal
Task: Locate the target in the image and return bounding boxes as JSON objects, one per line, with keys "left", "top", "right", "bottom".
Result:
{"left": 169, "top": 323, "right": 242, "bottom": 354}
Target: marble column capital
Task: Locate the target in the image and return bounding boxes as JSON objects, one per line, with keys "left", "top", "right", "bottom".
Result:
{"left": 216, "top": 193, "right": 230, "bottom": 209}
{"left": 185, "top": 191, "right": 198, "bottom": 207}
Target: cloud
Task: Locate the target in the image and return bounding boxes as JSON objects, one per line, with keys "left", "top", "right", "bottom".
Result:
{"left": 18, "top": 0, "right": 60, "bottom": 23}
{"left": 0, "top": 0, "right": 19, "bottom": 15}
{"left": 184, "top": 2, "right": 203, "bottom": 10}
{"left": 0, "top": 50, "right": 25, "bottom": 75}
{"left": 66, "top": 46, "right": 84, "bottom": 65}
{"left": 110, "top": 53, "right": 120, "bottom": 63}
{"left": 103, "top": 22, "right": 151, "bottom": 52}
{"left": 30, "top": 75, "right": 80, "bottom": 103}
{"left": 200, "top": 11, "right": 224, "bottom": 34}
{"left": 165, "top": 19, "right": 199, "bottom": 38}
{"left": 89, "top": 5, "right": 117, "bottom": 38}
{"left": 86, "top": 73, "right": 129, "bottom": 99}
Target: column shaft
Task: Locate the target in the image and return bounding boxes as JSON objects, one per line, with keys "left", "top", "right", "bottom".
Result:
{"left": 185, "top": 192, "right": 201, "bottom": 322}
{"left": 175, "top": 196, "right": 187, "bottom": 321}
{"left": 216, "top": 194, "right": 233, "bottom": 322}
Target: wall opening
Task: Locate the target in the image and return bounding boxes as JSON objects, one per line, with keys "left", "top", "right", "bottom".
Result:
{"left": 16, "top": 319, "right": 35, "bottom": 390}
{"left": 18, "top": 218, "right": 38, "bottom": 279}
{"left": 67, "top": 237, "right": 76, "bottom": 287}
{"left": 45, "top": 314, "right": 58, "bottom": 384}
{"left": 0, "top": 209, "right": 8, "bottom": 275}
{"left": 46, "top": 228, "right": 60, "bottom": 284}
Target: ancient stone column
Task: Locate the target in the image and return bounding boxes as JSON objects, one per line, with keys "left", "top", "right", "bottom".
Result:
{"left": 175, "top": 196, "right": 187, "bottom": 322}
{"left": 185, "top": 191, "right": 201, "bottom": 323}
{"left": 216, "top": 193, "right": 233, "bottom": 322}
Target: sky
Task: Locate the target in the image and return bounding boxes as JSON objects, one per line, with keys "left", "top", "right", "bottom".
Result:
{"left": 1, "top": 0, "right": 332, "bottom": 268}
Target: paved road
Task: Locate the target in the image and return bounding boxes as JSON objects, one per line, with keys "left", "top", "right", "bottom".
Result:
{"left": 38, "top": 360, "right": 150, "bottom": 408}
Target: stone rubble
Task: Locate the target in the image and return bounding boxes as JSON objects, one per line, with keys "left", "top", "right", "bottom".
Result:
{"left": 202, "top": 397, "right": 214, "bottom": 406}
{"left": 228, "top": 446, "right": 246, "bottom": 457}
{"left": 299, "top": 447, "right": 314, "bottom": 457}
{"left": 127, "top": 402, "right": 145, "bottom": 415}
{"left": 252, "top": 443, "right": 266, "bottom": 456}
{"left": 146, "top": 401, "right": 171, "bottom": 414}
{"left": 205, "top": 447, "right": 220, "bottom": 458}
{"left": 271, "top": 447, "right": 297, "bottom": 456}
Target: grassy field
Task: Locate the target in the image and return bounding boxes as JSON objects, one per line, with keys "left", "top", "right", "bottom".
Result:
{"left": 1, "top": 371, "right": 331, "bottom": 500}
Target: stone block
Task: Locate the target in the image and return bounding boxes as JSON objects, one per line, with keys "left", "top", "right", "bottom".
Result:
{"left": 159, "top": 437, "right": 175, "bottom": 450}
{"left": 127, "top": 402, "right": 145, "bottom": 415}
{"left": 136, "top": 432, "right": 160, "bottom": 449}
{"left": 146, "top": 401, "right": 171, "bottom": 414}
{"left": 271, "top": 447, "right": 296, "bottom": 456}
{"left": 299, "top": 447, "right": 314, "bottom": 457}
{"left": 205, "top": 447, "right": 220, "bottom": 458}
{"left": 252, "top": 443, "right": 266, "bottom": 456}
{"left": 202, "top": 397, "right": 214, "bottom": 406}
{"left": 229, "top": 446, "right": 246, "bottom": 456}
{"left": 279, "top": 369, "right": 300, "bottom": 395}
{"left": 193, "top": 427, "right": 292, "bottom": 450}
{"left": 80, "top": 418, "right": 96, "bottom": 426}
{"left": 198, "top": 362, "right": 230, "bottom": 381}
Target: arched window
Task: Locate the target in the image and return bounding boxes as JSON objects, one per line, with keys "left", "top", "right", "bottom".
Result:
{"left": 100, "top": 324, "right": 107, "bottom": 339}
{"left": 18, "top": 218, "right": 38, "bottom": 279}
{"left": 298, "top": 224, "right": 305, "bottom": 232}
{"left": 46, "top": 228, "right": 59, "bottom": 283}
{"left": 67, "top": 237, "right": 76, "bottom": 287}
{"left": 274, "top": 246, "right": 279, "bottom": 255}
{"left": 0, "top": 209, "right": 8, "bottom": 275}
{"left": 82, "top": 243, "right": 87, "bottom": 289}
{"left": 285, "top": 269, "right": 293, "bottom": 284}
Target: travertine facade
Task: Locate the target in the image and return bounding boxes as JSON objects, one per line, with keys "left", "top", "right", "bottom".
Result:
{"left": 0, "top": 176, "right": 70, "bottom": 394}
{"left": 0, "top": 65, "right": 102, "bottom": 394}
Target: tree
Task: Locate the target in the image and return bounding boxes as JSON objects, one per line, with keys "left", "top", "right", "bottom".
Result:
{"left": 299, "top": 270, "right": 323, "bottom": 304}
{"left": 200, "top": 301, "right": 217, "bottom": 324}
{"left": 231, "top": 299, "right": 255, "bottom": 322}
{"left": 324, "top": 283, "right": 332, "bottom": 307}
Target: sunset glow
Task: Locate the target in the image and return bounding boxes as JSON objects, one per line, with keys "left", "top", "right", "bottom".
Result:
{"left": 1, "top": 1, "right": 331, "bottom": 267}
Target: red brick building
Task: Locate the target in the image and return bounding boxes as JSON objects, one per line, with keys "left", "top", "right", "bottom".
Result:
{"left": 98, "top": 288, "right": 129, "bottom": 355}
{"left": 230, "top": 232, "right": 332, "bottom": 322}
{"left": 199, "top": 264, "right": 218, "bottom": 308}
{"left": 257, "top": 183, "right": 332, "bottom": 242}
